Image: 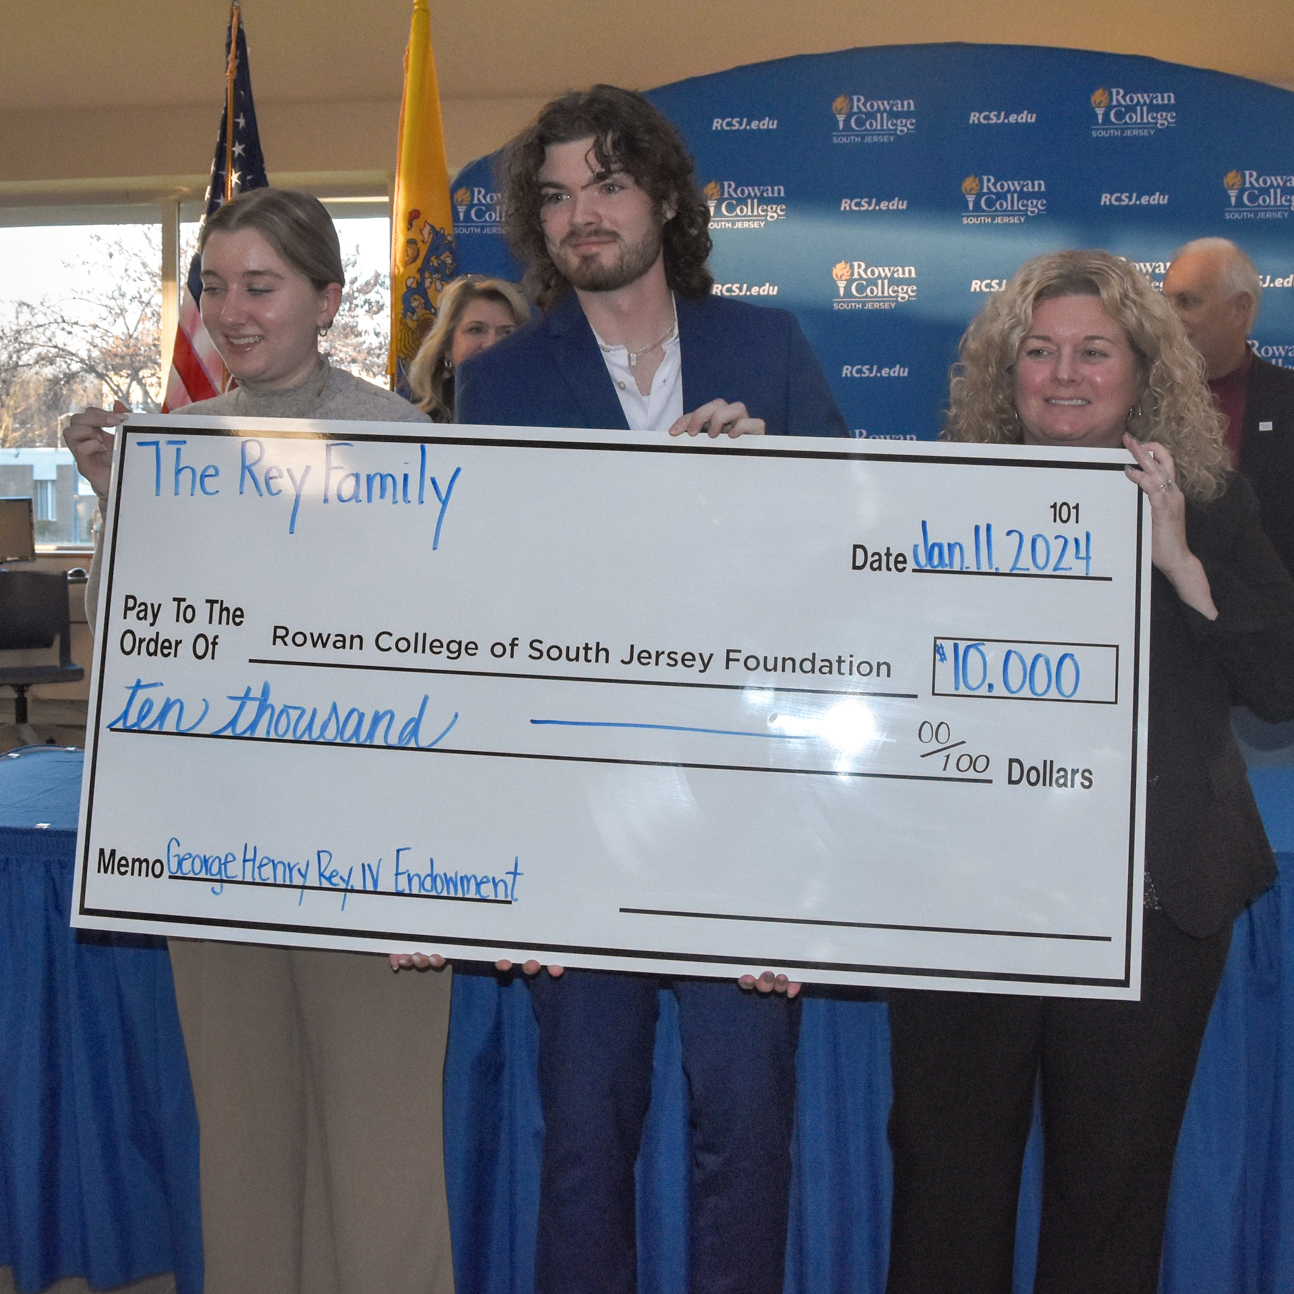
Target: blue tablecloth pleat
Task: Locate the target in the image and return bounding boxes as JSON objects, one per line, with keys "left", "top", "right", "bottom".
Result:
{"left": 0, "top": 752, "right": 201, "bottom": 1294}
{"left": 783, "top": 992, "right": 892, "bottom": 1294}
{"left": 441, "top": 964, "right": 543, "bottom": 1294}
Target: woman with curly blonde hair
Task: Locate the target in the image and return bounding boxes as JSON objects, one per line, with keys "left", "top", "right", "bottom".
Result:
{"left": 945, "top": 249, "right": 1230, "bottom": 500}
{"left": 407, "top": 275, "right": 530, "bottom": 421}
{"left": 887, "top": 250, "right": 1294, "bottom": 1294}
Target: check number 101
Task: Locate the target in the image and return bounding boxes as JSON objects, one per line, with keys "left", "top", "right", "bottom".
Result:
{"left": 932, "top": 638, "right": 1119, "bottom": 705}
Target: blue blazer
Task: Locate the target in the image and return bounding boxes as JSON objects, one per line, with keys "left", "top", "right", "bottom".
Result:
{"left": 455, "top": 291, "right": 848, "bottom": 438}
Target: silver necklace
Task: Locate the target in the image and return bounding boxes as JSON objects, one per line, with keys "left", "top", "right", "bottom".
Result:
{"left": 598, "top": 306, "right": 678, "bottom": 367}
{"left": 628, "top": 322, "right": 675, "bottom": 367}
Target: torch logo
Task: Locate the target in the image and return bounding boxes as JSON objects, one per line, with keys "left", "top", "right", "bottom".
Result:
{"left": 832, "top": 95, "right": 850, "bottom": 130}
{"left": 832, "top": 261, "right": 853, "bottom": 296}
{"left": 453, "top": 187, "right": 471, "bottom": 221}
{"left": 961, "top": 175, "right": 982, "bottom": 211}
{"left": 1224, "top": 170, "right": 1243, "bottom": 205}
{"left": 703, "top": 180, "right": 721, "bottom": 214}
{"left": 1091, "top": 88, "right": 1110, "bottom": 123}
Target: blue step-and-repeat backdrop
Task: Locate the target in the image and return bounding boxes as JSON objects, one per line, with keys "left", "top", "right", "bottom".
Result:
{"left": 451, "top": 42, "right": 1294, "bottom": 440}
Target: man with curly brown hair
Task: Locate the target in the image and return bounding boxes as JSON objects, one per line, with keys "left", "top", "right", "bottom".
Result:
{"left": 458, "top": 84, "right": 846, "bottom": 444}
{"left": 456, "top": 85, "right": 846, "bottom": 1294}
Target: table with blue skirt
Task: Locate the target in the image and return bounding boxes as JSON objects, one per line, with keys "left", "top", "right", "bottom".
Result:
{"left": 0, "top": 747, "right": 201, "bottom": 1294}
{"left": 2, "top": 744, "right": 1292, "bottom": 1293}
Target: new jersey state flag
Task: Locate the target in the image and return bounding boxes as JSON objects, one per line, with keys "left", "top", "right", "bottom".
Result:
{"left": 387, "top": 0, "right": 457, "bottom": 397}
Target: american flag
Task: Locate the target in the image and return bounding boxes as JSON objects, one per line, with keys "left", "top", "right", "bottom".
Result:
{"left": 162, "top": 2, "right": 268, "bottom": 411}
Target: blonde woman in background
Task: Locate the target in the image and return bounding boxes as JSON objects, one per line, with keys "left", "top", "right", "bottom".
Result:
{"left": 408, "top": 274, "right": 530, "bottom": 421}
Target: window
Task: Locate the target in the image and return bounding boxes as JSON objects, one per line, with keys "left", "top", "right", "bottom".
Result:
{"left": 34, "top": 479, "right": 56, "bottom": 522}
{"left": 0, "top": 184, "right": 392, "bottom": 546}
{"left": 0, "top": 219, "right": 164, "bottom": 448}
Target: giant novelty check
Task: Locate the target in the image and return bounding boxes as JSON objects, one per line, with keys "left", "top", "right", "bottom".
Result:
{"left": 72, "top": 418, "right": 1150, "bottom": 997}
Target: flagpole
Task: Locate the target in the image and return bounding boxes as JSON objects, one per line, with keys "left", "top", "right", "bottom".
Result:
{"left": 224, "top": 1, "right": 241, "bottom": 202}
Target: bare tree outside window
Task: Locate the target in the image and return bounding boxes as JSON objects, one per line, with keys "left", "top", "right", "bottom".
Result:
{"left": 325, "top": 248, "right": 391, "bottom": 386}
{"left": 0, "top": 228, "right": 163, "bottom": 447}
{"left": 0, "top": 360, "right": 102, "bottom": 450}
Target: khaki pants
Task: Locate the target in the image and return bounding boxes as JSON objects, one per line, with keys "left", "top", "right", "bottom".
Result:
{"left": 168, "top": 940, "right": 455, "bottom": 1294}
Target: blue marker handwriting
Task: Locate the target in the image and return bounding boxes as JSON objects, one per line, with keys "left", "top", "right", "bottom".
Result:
{"left": 913, "top": 521, "right": 1094, "bottom": 577}
{"left": 107, "top": 677, "right": 458, "bottom": 750}
{"left": 133, "top": 436, "right": 461, "bottom": 540}
{"left": 163, "top": 837, "right": 520, "bottom": 907}
{"left": 393, "top": 847, "right": 521, "bottom": 902}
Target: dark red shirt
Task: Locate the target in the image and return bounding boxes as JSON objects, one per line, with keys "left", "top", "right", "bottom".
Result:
{"left": 1208, "top": 347, "right": 1253, "bottom": 465}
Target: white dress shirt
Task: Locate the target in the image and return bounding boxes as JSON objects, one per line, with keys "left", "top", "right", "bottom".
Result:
{"left": 590, "top": 316, "right": 684, "bottom": 433}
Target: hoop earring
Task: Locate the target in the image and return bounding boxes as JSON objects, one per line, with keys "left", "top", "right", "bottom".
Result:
{"left": 1127, "top": 403, "right": 1143, "bottom": 420}
{"left": 318, "top": 323, "right": 331, "bottom": 338}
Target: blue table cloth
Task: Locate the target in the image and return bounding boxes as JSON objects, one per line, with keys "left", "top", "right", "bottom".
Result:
{"left": 444, "top": 768, "right": 1294, "bottom": 1294}
{"left": 4, "top": 742, "right": 1290, "bottom": 1294}
{"left": 0, "top": 746, "right": 201, "bottom": 1294}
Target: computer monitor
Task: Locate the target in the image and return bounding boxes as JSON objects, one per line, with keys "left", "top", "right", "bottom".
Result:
{"left": 0, "top": 497, "right": 36, "bottom": 563}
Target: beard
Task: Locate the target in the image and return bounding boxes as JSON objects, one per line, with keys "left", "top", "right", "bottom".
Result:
{"left": 549, "top": 222, "right": 664, "bottom": 293}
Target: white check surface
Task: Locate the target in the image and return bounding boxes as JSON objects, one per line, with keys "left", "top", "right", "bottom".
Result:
{"left": 73, "top": 417, "right": 1150, "bottom": 996}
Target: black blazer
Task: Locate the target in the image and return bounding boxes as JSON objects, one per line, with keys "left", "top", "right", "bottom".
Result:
{"left": 1148, "top": 471, "right": 1294, "bottom": 937}
{"left": 1237, "top": 353, "right": 1294, "bottom": 578}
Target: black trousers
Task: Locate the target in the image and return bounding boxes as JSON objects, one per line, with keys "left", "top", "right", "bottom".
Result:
{"left": 885, "top": 909, "right": 1233, "bottom": 1294}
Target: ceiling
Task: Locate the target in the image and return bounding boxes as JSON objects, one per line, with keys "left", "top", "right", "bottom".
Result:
{"left": 3, "top": 0, "right": 1293, "bottom": 112}
{"left": 2, "top": 0, "right": 1293, "bottom": 189}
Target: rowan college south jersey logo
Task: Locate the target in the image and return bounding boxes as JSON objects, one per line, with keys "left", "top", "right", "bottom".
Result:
{"left": 832, "top": 259, "right": 917, "bottom": 310}
{"left": 1089, "top": 85, "right": 1177, "bottom": 137}
{"left": 831, "top": 93, "right": 916, "bottom": 144}
{"left": 1224, "top": 168, "right": 1294, "bottom": 219}
{"left": 452, "top": 185, "right": 504, "bottom": 235}
{"left": 961, "top": 174, "right": 1046, "bottom": 225}
{"left": 703, "top": 179, "right": 788, "bottom": 230}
